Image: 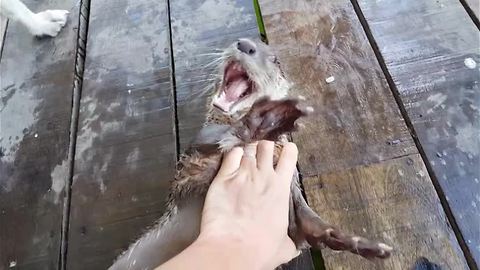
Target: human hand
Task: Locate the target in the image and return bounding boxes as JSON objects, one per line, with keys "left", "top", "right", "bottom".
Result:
{"left": 197, "top": 140, "right": 300, "bottom": 270}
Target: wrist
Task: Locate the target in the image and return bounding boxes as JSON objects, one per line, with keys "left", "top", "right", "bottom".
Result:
{"left": 194, "top": 233, "right": 267, "bottom": 270}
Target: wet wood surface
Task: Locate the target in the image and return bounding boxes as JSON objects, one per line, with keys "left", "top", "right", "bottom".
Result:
{"left": 0, "top": 0, "right": 79, "bottom": 269}
{"left": 65, "top": 0, "right": 176, "bottom": 269}
{"left": 357, "top": 0, "right": 480, "bottom": 264}
{"left": 304, "top": 155, "right": 467, "bottom": 269}
{"left": 259, "top": 0, "right": 469, "bottom": 269}
{"left": 1, "top": 0, "right": 478, "bottom": 269}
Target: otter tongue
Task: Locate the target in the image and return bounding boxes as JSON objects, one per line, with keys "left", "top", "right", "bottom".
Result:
{"left": 215, "top": 78, "right": 249, "bottom": 111}
{"left": 225, "top": 78, "right": 249, "bottom": 101}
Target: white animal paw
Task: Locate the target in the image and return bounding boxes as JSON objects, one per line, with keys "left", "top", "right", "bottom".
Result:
{"left": 29, "top": 10, "right": 69, "bottom": 37}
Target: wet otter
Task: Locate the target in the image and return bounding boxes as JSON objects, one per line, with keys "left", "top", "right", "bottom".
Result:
{"left": 110, "top": 39, "right": 392, "bottom": 270}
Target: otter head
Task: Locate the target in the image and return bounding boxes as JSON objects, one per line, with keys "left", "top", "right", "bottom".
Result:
{"left": 208, "top": 38, "right": 291, "bottom": 123}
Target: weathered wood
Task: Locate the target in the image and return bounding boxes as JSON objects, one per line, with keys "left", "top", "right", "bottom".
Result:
{"left": 0, "top": 0, "right": 79, "bottom": 269}
{"left": 170, "top": 0, "right": 259, "bottom": 150}
{"left": 170, "top": 1, "right": 314, "bottom": 268}
{"left": 304, "top": 155, "right": 467, "bottom": 269}
{"left": 356, "top": 0, "right": 480, "bottom": 264}
{"left": 65, "top": 0, "right": 176, "bottom": 269}
{"left": 259, "top": 0, "right": 469, "bottom": 268}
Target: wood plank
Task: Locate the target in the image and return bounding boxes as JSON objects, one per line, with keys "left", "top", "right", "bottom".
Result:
{"left": 304, "top": 155, "right": 467, "bottom": 269}
{"left": 170, "top": 1, "right": 314, "bottom": 269}
{"left": 258, "top": 0, "right": 469, "bottom": 268}
{"left": 171, "top": 0, "right": 259, "bottom": 150}
{"left": 0, "top": 0, "right": 79, "bottom": 269}
{"left": 65, "top": 0, "right": 176, "bottom": 269}
{"left": 356, "top": 0, "right": 480, "bottom": 264}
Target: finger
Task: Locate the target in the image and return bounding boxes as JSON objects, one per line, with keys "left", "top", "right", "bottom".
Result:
{"left": 240, "top": 142, "right": 258, "bottom": 170}
{"left": 275, "top": 143, "right": 298, "bottom": 183}
{"left": 256, "top": 140, "right": 274, "bottom": 170}
{"left": 216, "top": 147, "right": 243, "bottom": 177}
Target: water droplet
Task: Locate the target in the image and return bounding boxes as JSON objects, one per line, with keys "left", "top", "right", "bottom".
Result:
{"left": 325, "top": 76, "right": 335, "bottom": 83}
{"left": 387, "top": 139, "right": 401, "bottom": 145}
{"left": 464, "top": 58, "right": 477, "bottom": 69}
{"left": 9, "top": 261, "right": 16, "bottom": 268}
{"left": 407, "top": 158, "right": 414, "bottom": 165}
{"left": 128, "top": 89, "right": 132, "bottom": 94}
{"left": 34, "top": 133, "right": 38, "bottom": 138}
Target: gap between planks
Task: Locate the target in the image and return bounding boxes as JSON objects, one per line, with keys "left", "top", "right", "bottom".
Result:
{"left": 166, "top": 0, "right": 181, "bottom": 162}
{"left": 59, "top": 0, "right": 92, "bottom": 269}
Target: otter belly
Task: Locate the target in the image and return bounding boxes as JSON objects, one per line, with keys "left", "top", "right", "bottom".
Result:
{"left": 109, "top": 197, "right": 204, "bottom": 270}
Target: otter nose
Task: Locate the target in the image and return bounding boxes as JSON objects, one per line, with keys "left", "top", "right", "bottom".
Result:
{"left": 237, "top": 39, "right": 256, "bottom": 55}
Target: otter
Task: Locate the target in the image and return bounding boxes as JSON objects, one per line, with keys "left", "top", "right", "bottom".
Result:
{"left": 109, "top": 38, "right": 392, "bottom": 270}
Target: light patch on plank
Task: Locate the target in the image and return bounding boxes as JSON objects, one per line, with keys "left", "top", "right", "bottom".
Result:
{"left": 426, "top": 93, "right": 447, "bottom": 114}
{"left": 455, "top": 123, "right": 479, "bottom": 156}
{"left": 89, "top": 0, "right": 168, "bottom": 75}
{"left": 50, "top": 159, "right": 69, "bottom": 204}
{"left": 0, "top": 85, "right": 38, "bottom": 163}
{"left": 126, "top": 147, "right": 140, "bottom": 169}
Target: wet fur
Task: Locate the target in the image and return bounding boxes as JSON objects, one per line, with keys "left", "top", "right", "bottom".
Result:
{"left": 110, "top": 39, "right": 392, "bottom": 270}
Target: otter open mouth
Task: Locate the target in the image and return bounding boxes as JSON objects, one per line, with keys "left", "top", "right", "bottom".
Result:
{"left": 213, "top": 61, "right": 255, "bottom": 112}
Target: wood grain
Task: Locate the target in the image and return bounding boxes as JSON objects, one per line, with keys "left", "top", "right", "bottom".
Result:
{"left": 357, "top": 0, "right": 480, "bottom": 264}
{"left": 0, "top": 0, "right": 79, "bottom": 269}
{"left": 65, "top": 0, "right": 176, "bottom": 269}
{"left": 259, "top": 0, "right": 469, "bottom": 268}
{"left": 304, "top": 155, "right": 467, "bottom": 269}
{"left": 170, "top": 0, "right": 259, "bottom": 150}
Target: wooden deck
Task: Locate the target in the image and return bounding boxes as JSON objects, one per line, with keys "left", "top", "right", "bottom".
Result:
{"left": 0, "top": 0, "right": 478, "bottom": 269}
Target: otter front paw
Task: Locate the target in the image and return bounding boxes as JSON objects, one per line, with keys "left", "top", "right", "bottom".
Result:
{"left": 290, "top": 185, "right": 392, "bottom": 259}
{"left": 237, "top": 97, "right": 312, "bottom": 142}
{"left": 305, "top": 225, "right": 393, "bottom": 259}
